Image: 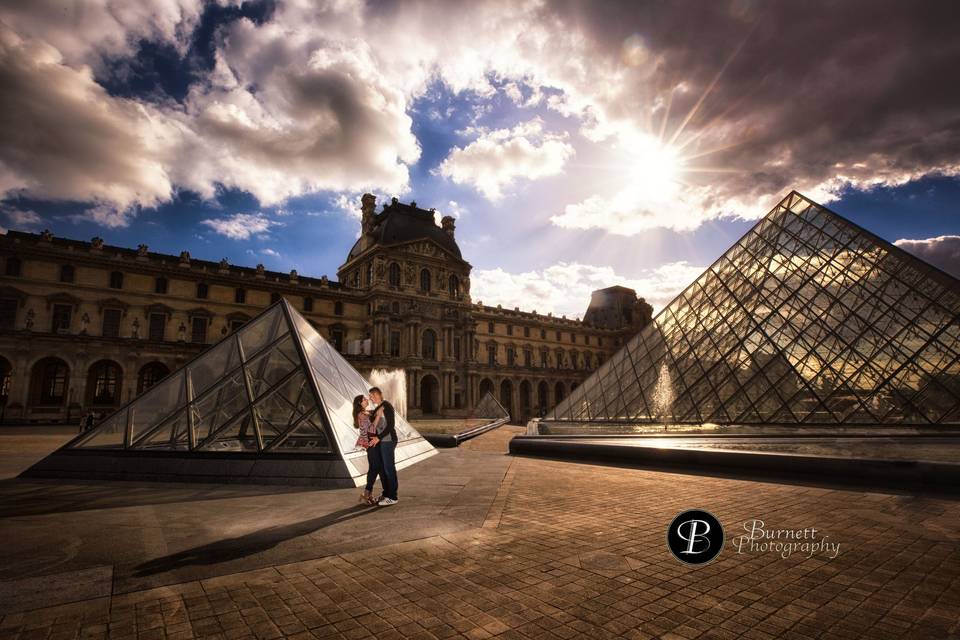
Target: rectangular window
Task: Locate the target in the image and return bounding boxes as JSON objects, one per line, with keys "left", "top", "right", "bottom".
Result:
{"left": 4, "top": 257, "right": 21, "bottom": 277}
{"left": 102, "top": 308, "right": 122, "bottom": 338}
{"left": 585, "top": 335, "right": 591, "bottom": 345}
{"left": 506, "top": 348, "right": 515, "bottom": 367}
{"left": 303, "top": 297, "right": 314, "bottom": 312}
{"left": 540, "top": 351, "right": 548, "bottom": 368}
{"left": 235, "top": 288, "right": 246, "bottom": 304}
{"left": 331, "top": 328, "right": 344, "bottom": 352}
{"left": 390, "top": 331, "right": 401, "bottom": 357}
{"left": 453, "top": 337, "right": 461, "bottom": 361}
{"left": 109, "top": 271, "right": 123, "bottom": 289}
{"left": 51, "top": 304, "right": 71, "bottom": 333}
{"left": 540, "top": 329, "right": 546, "bottom": 339}
{"left": 524, "top": 326, "right": 530, "bottom": 337}
{"left": 524, "top": 350, "right": 532, "bottom": 367}
{"left": 196, "top": 283, "right": 208, "bottom": 299}
{"left": 59, "top": 265, "right": 75, "bottom": 283}
{"left": 191, "top": 317, "right": 207, "bottom": 344}
{"left": 507, "top": 324, "right": 513, "bottom": 336}
{"left": 488, "top": 322, "right": 494, "bottom": 333}
{"left": 154, "top": 277, "right": 168, "bottom": 294}
{"left": 148, "top": 313, "right": 165, "bottom": 342}
{"left": 571, "top": 334, "right": 577, "bottom": 343}
{"left": 556, "top": 330, "right": 561, "bottom": 340}
{"left": 487, "top": 345, "right": 496, "bottom": 366}
{"left": 0, "top": 299, "right": 17, "bottom": 330}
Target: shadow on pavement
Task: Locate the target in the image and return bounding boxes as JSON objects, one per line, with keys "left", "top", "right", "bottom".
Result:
{"left": 133, "top": 504, "right": 376, "bottom": 577}
{"left": 0, "top": 478, "right": 319, "bottom": 518}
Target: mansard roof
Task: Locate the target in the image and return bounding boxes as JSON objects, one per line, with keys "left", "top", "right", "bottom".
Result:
{"left": 347, "top": 199, "right": 463, "bottom": 261}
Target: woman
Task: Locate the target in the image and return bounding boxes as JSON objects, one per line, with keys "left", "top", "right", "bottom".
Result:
{"left": 352, "top": 395, "right": 385, "bottom": 505}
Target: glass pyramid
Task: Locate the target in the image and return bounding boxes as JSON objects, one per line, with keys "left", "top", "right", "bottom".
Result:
{"left": 547, "top": 191, "right": 960, "bottom": 426}
{"left": 68, "top": 300, "right": 435, "bottom": 482}
{"left": 473, "top": 391, "right": 510, "bottom": 421}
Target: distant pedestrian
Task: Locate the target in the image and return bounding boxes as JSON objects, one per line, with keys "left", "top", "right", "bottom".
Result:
{"left": 81, "top": 411, "right": 95, "bottom": 433}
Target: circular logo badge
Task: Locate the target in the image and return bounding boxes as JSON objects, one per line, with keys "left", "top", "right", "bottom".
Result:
{"left": 667, "top": 509, "right": 724, "bottom": 565}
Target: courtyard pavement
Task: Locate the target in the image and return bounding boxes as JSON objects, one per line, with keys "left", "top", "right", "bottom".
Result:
{"left": 0, "top": 426, "right": 958, "bottom": 639}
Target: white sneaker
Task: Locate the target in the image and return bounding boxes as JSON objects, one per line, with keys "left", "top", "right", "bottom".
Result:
{"left": 378, "top": 498, "right": 398, "bottom": 506}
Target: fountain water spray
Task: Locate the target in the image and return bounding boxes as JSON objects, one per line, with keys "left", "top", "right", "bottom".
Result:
{"left": 368, "top": 368, "right": 407, "bottom": 418}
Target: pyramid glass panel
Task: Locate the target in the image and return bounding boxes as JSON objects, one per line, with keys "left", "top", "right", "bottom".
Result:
{"left": 59, "top": 300, "right": 436, "bottom": 485}
{"left": 545, "top": 192, "right": 960, "bottom": 427}
{"left": 473, "top": 392, "right": 509, "bottom": 420}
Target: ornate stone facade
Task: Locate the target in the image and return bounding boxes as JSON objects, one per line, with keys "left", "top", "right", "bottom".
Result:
{"left": 0, "top": 196, "right": 651, "bottom": 424}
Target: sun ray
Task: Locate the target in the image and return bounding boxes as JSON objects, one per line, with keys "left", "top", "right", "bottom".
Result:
{"left": 667, "top": 29, "right": 754, "bottom": 147}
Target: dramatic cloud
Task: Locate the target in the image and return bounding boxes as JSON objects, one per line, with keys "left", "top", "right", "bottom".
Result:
{"left": 0, "top": 24, "right": 176, "bottom": 211}
{"left": 895, "top": 235, "right": 960, "bottom": 279}
{"left": 533, "top": 1, "right": 960, "bottom": 232}
{"left": 438, "top": 119, "right": 574, "bottom": 200}
{"left": 1, "top": 207, "right": 42, "bottom": 229}
{"left": 0, "top": 0, "right": 202, "bottom": 67}
{"left": 1, "top": 0, "right": 958, "bottom": 239}
{"left": 470, "top": 260, "right": 705, "bottom": 319}
{"left": 200, "top": 212, "right": 279, "bottom": 240}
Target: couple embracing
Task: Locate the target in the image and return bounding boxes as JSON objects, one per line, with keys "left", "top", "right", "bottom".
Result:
{"left": 352, "top": 386, "right": 399, "bottom": 506}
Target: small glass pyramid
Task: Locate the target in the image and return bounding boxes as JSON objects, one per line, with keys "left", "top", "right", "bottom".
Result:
{"left": 67, "top": 300, "right": 435, "bottom": 481}
{"left": 473, "top": 391, "right": 510, "bottom": 421}
{"left": 547, "top": 191, "right": 960, "bottom": 426}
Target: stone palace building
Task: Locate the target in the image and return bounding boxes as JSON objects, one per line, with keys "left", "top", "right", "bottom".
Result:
{"left": 0, "top": 195, "right": 652, "bottom": 424}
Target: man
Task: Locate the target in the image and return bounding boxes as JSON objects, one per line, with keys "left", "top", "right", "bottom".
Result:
{"left": 369, "top": 387, "right": 399, "bottom": 505}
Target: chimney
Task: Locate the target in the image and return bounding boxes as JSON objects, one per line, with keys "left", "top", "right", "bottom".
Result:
{"left": 360, "top": 193, "right": 376, "bottom": 236}
{"left": 441, "top": 215, "right": 456, "bottom": 238}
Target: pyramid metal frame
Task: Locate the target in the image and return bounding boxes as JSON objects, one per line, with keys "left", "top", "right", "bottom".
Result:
{"left": 546, "top": 191, "right": 960, "bottom": 426}
{"left": 37, "top": 299, "right": 435, "bottom": 485}
{"left": 472, "top": 391, "right": 510, "bottom": 421}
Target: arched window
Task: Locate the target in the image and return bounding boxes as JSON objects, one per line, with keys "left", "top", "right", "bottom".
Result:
{"left": 87, "top": 360, "right": 122, "bottom": 406}
{"left": 30, "top": 357, "right": 69, "bottom": 406}
{"left": 422, "top": 329, "right": 437, "bottom": 360}
{"left": 137, "top": 362, "right": 170, "bottom": 394}
{"left": 420, "top": 268, "right": 431, "bottom": 292}
{"left": 448, "top": 274, "right": 460, "bottom": 297}
{"left": 388, "top": 262, "right": 401, "bottom": 288}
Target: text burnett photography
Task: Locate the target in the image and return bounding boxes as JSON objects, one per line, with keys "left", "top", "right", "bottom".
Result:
{"left": 733, "top": 519, "right": 840, "bottom": 560}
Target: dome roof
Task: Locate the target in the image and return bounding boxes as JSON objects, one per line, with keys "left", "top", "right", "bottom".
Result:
{"left": 347, "top": 200, "right": 463, "bottom": 260}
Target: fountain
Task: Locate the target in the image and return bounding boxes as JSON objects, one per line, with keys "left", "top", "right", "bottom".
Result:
{"left": 652, "top": 362, "right": 674, "bottom": 423}
{"left": 368, "top": 368, "right": 408, "bottom": 418}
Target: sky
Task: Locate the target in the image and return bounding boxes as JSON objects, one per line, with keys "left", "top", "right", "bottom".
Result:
{"left": 1, "top": 0, "right": 959, "bottom": 319}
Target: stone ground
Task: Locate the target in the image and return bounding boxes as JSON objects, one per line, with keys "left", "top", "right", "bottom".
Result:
{"left": 0, "top": 426, "right": 958, "bottom": 639}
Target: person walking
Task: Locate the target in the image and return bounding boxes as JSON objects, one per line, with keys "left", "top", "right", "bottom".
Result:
{"left": 369, "top": 387, "right": 399, "bottom": 505}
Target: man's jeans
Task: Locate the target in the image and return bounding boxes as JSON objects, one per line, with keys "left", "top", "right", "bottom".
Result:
{"left": 379, "top": 440, "right": 398, "bottom": 500}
